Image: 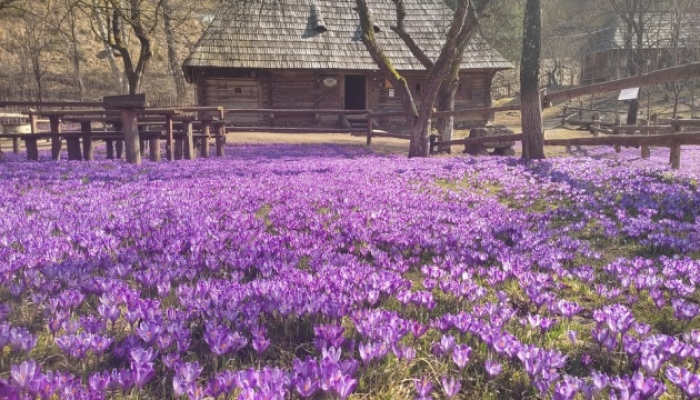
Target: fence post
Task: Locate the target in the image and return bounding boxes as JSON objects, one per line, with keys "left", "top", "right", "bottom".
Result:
{"left": 561, "top": 106, "right": 568, "bottom": 126}
{"left": 641, "top": 114, "right": 655, "bottom": 159}
{"left": 81, "top": 121, "right": 93, "bottom": 161}
{"left": 49, "top": 116, "right": 62, "bottom": 161}
{"left": 670, "top": 117, "right": 682, "bottom": 170}
{"left": 429, "top": 135, "right": 438, "bottom": 155}
{"left": 590, "top": 113, "right": 600, "bottom": 137}
{"left": 366, "top": 112, "right": 373, "bottom": 146}
{"left": 165, "top": 115, "right": 174, "bottom": 161}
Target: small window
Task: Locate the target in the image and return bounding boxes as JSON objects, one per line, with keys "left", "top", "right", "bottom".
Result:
{"left": 235, "top": 88, "right": 242, "bottom": 94}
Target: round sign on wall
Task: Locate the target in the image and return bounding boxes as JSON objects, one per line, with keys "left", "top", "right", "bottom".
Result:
{"left": 323, "top": 78, "right": 338, "bottom": 87}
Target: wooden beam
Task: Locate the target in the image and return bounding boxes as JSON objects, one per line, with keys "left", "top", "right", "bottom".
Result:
{"left": 545, "top": 62, "right": 700, "bottom": 103}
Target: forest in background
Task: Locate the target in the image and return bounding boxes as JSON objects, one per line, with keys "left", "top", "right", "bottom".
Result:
{"left": 0, "top": 0, "right": 697, "bottom": 106}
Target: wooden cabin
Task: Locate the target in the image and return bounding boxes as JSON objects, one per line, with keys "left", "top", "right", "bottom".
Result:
{"left": 182, "top": 0, "right": 511, "bottom": 131}
{"left": 580, "top": 14, "right": 700, "bottom": 85}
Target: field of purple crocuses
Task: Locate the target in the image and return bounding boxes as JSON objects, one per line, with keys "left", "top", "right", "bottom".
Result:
{"left": 1, "top": 144, "right": 700, "bottom": 399}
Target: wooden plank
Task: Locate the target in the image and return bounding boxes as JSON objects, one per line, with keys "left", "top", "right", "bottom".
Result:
{"left": 227, "top": 127, "right": 364, "bottom": 133}
{"left": 81, "top": 122, "right": 93, "bottom": 161}
{"left": 49, "top": 116, "right": 61, "bottom": 161}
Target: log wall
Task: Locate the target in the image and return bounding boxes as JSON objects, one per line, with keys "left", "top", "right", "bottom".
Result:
{"left": 194, "top": 68, "right": 494, "bottom": 130}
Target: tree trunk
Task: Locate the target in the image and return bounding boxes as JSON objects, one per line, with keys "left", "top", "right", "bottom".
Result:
{"left": 408, "top": 116, "right": 431, "bottom": 158}
{"left": 437, "top": 79, "right": 458, "bottom": 152}
{"left": 163, "top": 0, "right": 186, "bottom": 100}
{"left": 520, "top": 0, "right": 545, "bottom": 160}
{"left": 93, "top": 0, "right": 123, "bottom": 90}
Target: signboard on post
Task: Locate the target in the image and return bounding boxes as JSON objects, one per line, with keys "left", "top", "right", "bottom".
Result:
{"left": 103, "top": 94, "right": 147, "bottom": 110}
{"left": 618, "top": 88, "right": 640, "bottom": 101}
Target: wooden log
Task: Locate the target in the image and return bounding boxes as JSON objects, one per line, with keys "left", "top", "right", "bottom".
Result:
{"left": 25, "top": 138, "right": 39, "bottom": 161}
{"left": 12, "top": 138, "right": 20, "bottom": 154}
{"left": 201, "top": 121, "right": 211, "bottom": 158}
{"left": 183, "top": 121, "right": 194, "bottom": 160}
{"left": 121, "top": 109, "right": 141, "bottom": 165}
{"left": 49, "top": 116, "right": 61, "bottom": 160}
{"left": 545, "top": 62, "right": 700, "bottom": 103}
{"left": 671, "top": 118, "right": 682, "bottom": 170}
{"left": 216, "top": 124, "right": 225, "bottom": 157}
{"left": 165, "top": 115, "right": 174, "bottom": 161}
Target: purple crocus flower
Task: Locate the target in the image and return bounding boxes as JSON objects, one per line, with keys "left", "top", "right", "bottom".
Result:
{"left": 440, "top": 376, "right": 461, "bottom": 399}
{"left": 484, "top": 360, "right": 502, "bottom": 378}
{"left": 451, "top": 344, "right": 471, "bottom": 370}
{"left": 415, "top": 377, "right": 432, "bottom": 399}
{"left": 11, "top": 359, "right": 38, "bottom": 390}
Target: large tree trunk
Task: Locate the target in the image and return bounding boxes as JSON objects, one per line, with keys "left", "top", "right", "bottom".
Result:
{"left": 93, "top": 0, "right": 123, "bottom": 90}
{"left": 520, "top": 0, "right": 545, "bottom": 160}
{"left": 408, "top": 116, "right": 431, "bottom": 158}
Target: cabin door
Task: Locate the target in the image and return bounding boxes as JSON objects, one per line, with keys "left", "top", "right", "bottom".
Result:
{"left": 344, "top": 75, "right": 366, "bottom": 110}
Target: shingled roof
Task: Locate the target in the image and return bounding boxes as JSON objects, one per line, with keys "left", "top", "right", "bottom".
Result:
{"left": 182, "top": 0, "right": 512, "bottom": 75}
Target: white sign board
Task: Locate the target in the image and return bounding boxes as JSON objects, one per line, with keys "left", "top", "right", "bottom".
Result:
{"left": 618, "top": 88, "right": 640, "bottom": 101}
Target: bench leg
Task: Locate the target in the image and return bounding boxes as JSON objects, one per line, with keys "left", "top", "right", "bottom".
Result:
{"left": 201, "top": 136, "right": 210, "bottom": 158}
{"left": 149, "top": 138, "right": 161, "bottom": 162}
{"left": 66, "top": 138, "right": 82, "bottom": 161}
{"left": 12, "top": 138, "right": 20, "bottom": 154}
{"left": 83, "top": 137, "right": 94, "bottom": 161}
{"left": 116, "top": 140, "right": 123, "bottom": 159}
{"left": 106, "top": 140, "right": 115, "bottom": 159}
{"left": 141, "top": 139, "right": 149, "bottom": 158}
{"left": 51, "top": 137, "right": 62, "bottom": 160}
{"left": 174, "top": 139, "right": 183, "bottom": 160}
{"left": 25, "top": 138, "right": 39, "bottom": 161}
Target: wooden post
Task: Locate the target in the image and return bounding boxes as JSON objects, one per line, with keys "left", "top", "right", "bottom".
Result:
{"left": 165, "top": 115, "right": 174, "bottom": 161}
{"left": 641, "top": 114, "right": 655, "bottom": 159}
{"left": 25, "top": 138, "right": 39, "bottom": 161}
{"left": 49, "top": 116, "right": 61, "bottom": 160}
{"left": 429, "top": 135, "right": 438, "bottom": 154}
{"left": 25, "top": 114, "right": 39, "bottom": 161}
{"left": 671, "top": 117, "right": 682, "bottom": 170}
{"left": 561, "top": 106, "right": 568, "bottom": 126}
{"left": 590, "top": 113, "right": 600, "bottom": 137}
{"left": 579, "top": 100, "right": 583, "bottom": 122}
{"left": 216, "top": 123, "right": 225, "bottom": 157}
{"left": 149, "top": 134, "right": 161, "bottom": 162}
{"left": 81, "top": 122, "right": 93, "bottom": 161}
{"left": 183, "top": 121, "right": 194, "bottom": 160}
{"left": 612, "top": 118, "right": 621, "bottom": 153}
{"left": 366, "top": 112, "right": 373, "bottom": 146}
{"left": 12, "top": 137, "right": 20, "bottom": 154}
{"left": 201, "top": 121, "right": 211, "bottom": 158}
{"left": 121, "top": 108, "right": 141, "bottom": 165}
{"left": 174, "top": 139, "right": 183, "bottom": 160}
{"left": 66, "top": 135, "right": 82, "bottom": 161}
{"left": 116, "top": 141, "right": 123, "bottom": 159}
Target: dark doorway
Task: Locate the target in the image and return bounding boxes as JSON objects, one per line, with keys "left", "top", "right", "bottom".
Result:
{"left": 344, "top": 75, "right": 366, "bottom": 110}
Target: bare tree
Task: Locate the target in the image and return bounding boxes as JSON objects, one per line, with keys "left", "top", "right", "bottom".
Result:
{"left": 520, "top": 0, "right": 545, "bottom": 160}
{"left": 354, "top": 0, "right": 483, "bottom": 157}
{"left": 86, "top": 0, "right": 163, "bottom": 94}
{"left": 162, "top": 0, "right": 186, "bottom": 99}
